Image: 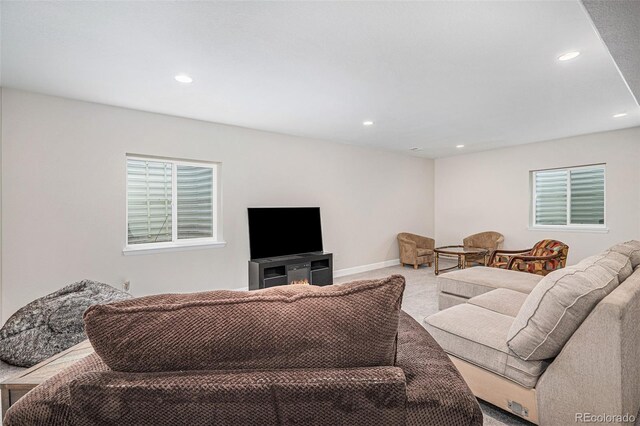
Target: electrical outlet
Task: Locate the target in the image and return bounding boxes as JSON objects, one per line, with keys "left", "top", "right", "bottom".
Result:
{"left": 123, "top": 280, "right": 130, "bottom": 292}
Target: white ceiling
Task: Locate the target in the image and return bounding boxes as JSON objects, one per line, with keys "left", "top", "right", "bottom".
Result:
{"left": 582, "top": 0, "right": 640, "bottom": 105}
{"left": 2, "top": 1, "right": 639, "bottom": 158}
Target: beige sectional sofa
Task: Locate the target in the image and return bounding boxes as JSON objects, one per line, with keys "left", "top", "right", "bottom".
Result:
{"left": 437, "top": 267, "right": 542, "bottom": 310}
{"left": 425, "top": 241, "right": 640, "bottom": 425}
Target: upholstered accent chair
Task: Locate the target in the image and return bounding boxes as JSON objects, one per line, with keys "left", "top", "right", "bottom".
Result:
{"left": 463, "top": 231, "right": 504, "bottom": 266}
{"left": 489, "top": 239, "right": 569, "bottom": 276}
{"left": 398, "top": 233, "right": 435, "bottom": 269}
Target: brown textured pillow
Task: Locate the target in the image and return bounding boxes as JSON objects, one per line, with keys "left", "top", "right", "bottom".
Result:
{"left": 84, "top": 275, "right": 405, "bottom": 372}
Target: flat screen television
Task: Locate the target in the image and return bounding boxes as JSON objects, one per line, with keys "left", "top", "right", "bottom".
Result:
{"left": 248, "top": 207, "right": 323, "bottom": 260}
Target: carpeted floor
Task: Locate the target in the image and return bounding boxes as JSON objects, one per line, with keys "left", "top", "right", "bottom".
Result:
{"left": 335, "top": 262, "right": 533, "bottom": 426}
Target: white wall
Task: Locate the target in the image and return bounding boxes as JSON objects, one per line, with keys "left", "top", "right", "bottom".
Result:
{"left": 1, "top": 89, "right": 434, "bottom": 321}
{"left": 435, "top": 127, "right": 640, "bottom": 264}
{"left": 0, "top": 89, "right": 3, "bottom": 322}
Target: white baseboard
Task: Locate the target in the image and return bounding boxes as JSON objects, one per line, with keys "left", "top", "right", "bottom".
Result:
{"left": 334, "top": 258, "right": 400, "bottom": 278}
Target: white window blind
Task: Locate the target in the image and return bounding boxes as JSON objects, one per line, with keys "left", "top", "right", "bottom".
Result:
{"left": 534, "top": 169, "right": 567, "bottom": 225}
{"left": 127, "top": 159, "right": 173, "bottom": 244}
{"left": 532, "top": 165, "right": 605, "bottom": 228}
{"left": 570, "top": 167, "right": 605, "bottom": 225}
{"left": 126, "top": 157, "right": 219, "bottom": 248}
{"left": 177, "top": 165, "right": 215, "bottom": 239}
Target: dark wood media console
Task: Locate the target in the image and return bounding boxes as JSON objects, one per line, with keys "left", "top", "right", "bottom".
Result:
{"left": 248, "top": 252, "right": 333, "bottom": 290}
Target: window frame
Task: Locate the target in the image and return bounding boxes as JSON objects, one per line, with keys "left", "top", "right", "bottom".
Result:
{"left": 529, "top": 164, "right": 607, "bottom": 233}
{"left": 123, "top": 154, "right": 225, "bottom": 255}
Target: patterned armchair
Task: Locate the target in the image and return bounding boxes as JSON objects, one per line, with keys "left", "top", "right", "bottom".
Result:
{"left": 463, "top": 231, "right": 504, "bottom": 266}
{"left": 398, "top": 232, "right": 435, "bottom": 269}
{"left": 488, "top": 239, "right": 569, "bottom": 276}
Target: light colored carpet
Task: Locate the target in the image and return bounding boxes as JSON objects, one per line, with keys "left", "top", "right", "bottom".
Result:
{"left": 336, "top": 262, "right": 533, "bottom": 426}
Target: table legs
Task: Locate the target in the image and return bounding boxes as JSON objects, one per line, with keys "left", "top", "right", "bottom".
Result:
{"left": 435, "top": 253, "right": 465, "bottom": 275}
{"left": 435, "top": 252, "right": 483, "bottom": 275}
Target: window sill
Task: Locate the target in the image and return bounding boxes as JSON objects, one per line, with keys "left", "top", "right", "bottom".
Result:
{"left": 527, "top": 226, "right": 609, "bottom": 234}
{"left": 122, "top": 240, "right": 227, "bottom": 255}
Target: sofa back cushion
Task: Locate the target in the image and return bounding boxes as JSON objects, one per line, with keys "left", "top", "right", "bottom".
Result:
{"left": 68, "top": 367, "right": 407, "bottom": 425}
{"left": 580, "top": 250, "right": 633, "bottom": 283}
{"left": 84, "top": 275, "right": 405, "bottom": 372}
{"left": 507, "top": 257, "right": 619, "bottom": 361}
{"left": 609, "top": 241, "right": 640, "bottom": 269}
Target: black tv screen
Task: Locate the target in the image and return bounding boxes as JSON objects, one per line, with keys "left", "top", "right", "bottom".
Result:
{"left": 248, "top": 207, "right": 323, "bottom": 259}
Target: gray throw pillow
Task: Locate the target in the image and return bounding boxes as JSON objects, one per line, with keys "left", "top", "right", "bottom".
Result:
{"left": 609, "top": 240, "right": 640, "bottom": 269}
{"left": 507, "top": 256, "right": 619, "bottom": 361}
{"left": 580, "top": 250, "right": 633, "bottom": 283}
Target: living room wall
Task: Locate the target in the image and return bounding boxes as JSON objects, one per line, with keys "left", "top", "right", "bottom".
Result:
{"left": 434, "top": 126, "right": 640, "bottom": 264}
{"left": 0, "top": 89, "right": 435, "bottom": 322}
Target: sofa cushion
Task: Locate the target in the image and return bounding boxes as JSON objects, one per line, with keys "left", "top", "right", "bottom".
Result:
{"left": 68, "top": 367, "right": 407, "bottom": 425}
{"left": 438, "top": 267, "right": 543, "bottom": 300}
{"left": 609, "top": 240, "right": 640, "bottom": 269}
{"left": 4, "top": 312, "right": 483, "bottom": 426}
{"left": 582, "top": 250, "right": 633, "bottom": 283}
{"left": 467, "top": 288, "right": 529, "bottom": 317}
{"left": 397, "top": 311, "right": 483, "bottom": 426}
{"left": 84, "top": 275, "right": 405, "bottom": 373}
{"left": 438, "top": 293, "right": 469, "bottom": 310}
{"left": 417, "top": 248, "right": 433, "bottom": 257}
{"left": 507, "top": 259, "right": 619, "bottom": 361}
{"left": 424, "top": 304, "right": 548, "bottom": 388}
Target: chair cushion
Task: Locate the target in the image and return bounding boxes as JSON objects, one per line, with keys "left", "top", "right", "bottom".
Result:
{"left": 417, "top": 248, "right": 433, "bottom": 257}
{"left": 84, "top": 275, "right": 405, "bottom": 372}
{"left": 424, "top": 304, "right": 548, "bottom": 388}
{"left": 467, "top": 288, "right": 529, "bottom": 317}
{"left": 531, "top": 239, "right": 566, "bottom": 257}
{"left": 437, "top": 267, "right": 543, "bottom": 299}
{"left": 507, "top": 257, "right": 619, "bottom": 361}
{"left": 463, "top": 232, "right": 503, "bottom": 251}
{"left": 609, "top": 240, "right": 640, "bottom": 269}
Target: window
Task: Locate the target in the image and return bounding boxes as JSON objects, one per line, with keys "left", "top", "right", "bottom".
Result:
{"left": 124, "top": 155, "right": 224, "bottom": 254}
{"left": 531, "top": 164, "right": 605, "bottom": 230}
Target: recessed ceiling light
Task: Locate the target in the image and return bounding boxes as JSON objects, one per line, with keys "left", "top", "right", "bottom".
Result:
{"left": 409, "top": 147, "right": 422, "bottom": 151}
{"left": 456, "top": 144, "right": 465, "bottom": 148}
{"left": 613, "top": 112, "right": 628, "bottom": 118}
{"left": 362, "top": 120, "right": 374, "bottom": 126}
{"left": 558, "top": 51, "right": 580, "bottom": 61}
{"left": 174, "top": 74, "right": 193, "bottom": 83}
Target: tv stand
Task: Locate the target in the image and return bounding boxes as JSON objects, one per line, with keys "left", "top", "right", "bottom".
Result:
{"left": 248, "top": 252, "right": 333, "bottom": 290}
